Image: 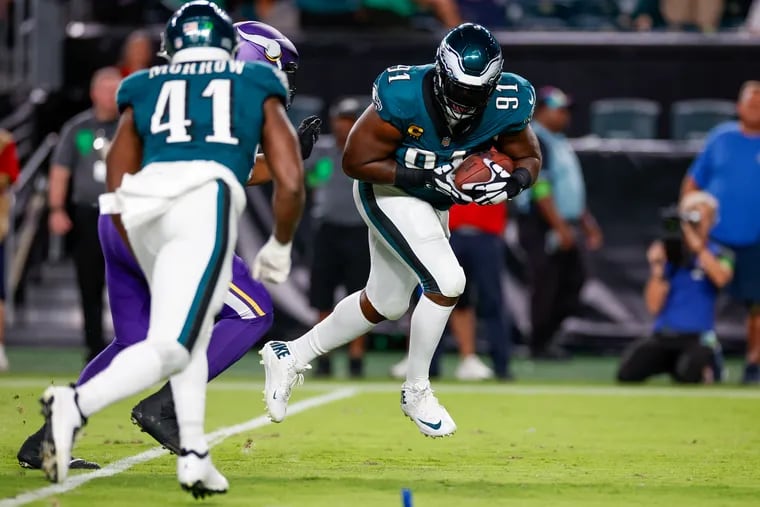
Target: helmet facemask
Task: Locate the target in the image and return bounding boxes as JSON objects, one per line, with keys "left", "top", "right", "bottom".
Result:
{"left": 283, "top": 61, "right": 298, "bottom": 106}
{"left": 434, "top": 64, "right": 496, "bottom": 125}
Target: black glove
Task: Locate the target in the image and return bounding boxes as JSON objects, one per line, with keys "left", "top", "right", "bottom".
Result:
{"left": 297, "top": 115, "right": 322, "bottom": 160}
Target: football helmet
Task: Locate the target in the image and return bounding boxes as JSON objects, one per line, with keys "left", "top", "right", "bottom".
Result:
{"left": 160, "top": 1, "right": 237, "bottom": 63}
{"left": 434, "top": 23, "right": 503, "bottom": 125}
{"left": 235, "top": 21, "right": 299, "bottom": 103}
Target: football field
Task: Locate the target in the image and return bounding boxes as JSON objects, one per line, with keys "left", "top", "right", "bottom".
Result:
{"left": 1, "top": 351, "right": 760, "bottom": 506}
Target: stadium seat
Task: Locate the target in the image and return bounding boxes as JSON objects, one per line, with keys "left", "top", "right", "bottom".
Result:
{"left": 590, "top": 98, "right": 661, "bottom": 139}
{"left": 670, "top": 99, "right": 736, "bottom": 140}
{"left": 287, "top": 94, "right": 325, "bottom": 128}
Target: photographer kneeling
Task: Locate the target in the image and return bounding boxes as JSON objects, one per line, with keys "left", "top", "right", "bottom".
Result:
{"left": 618, "top": 192, "right": 733, "bottom": 384}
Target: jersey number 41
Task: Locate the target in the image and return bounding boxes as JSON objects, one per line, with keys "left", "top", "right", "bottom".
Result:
{"left": 150, "top": 79, "right": 239, "bottom": 146}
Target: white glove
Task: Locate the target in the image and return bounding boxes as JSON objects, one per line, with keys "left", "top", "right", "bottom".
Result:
{"left": 461, "top": 156, "right": 514, "bottom": 205}
{"left": 252, "top": 236, "right": 293, "bottom": 284}
{"left": 430, "top": 162, "right": 473, "bottom": 204}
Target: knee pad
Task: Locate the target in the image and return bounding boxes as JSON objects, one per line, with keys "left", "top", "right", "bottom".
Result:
{"left": 365, "top": 290, "right": 410, "bottom": 321}
{"left": 430, "top": 265, "right": 466, "bottom": 298}
{"left": 147, "top": 339, "right": 190, "bottom": 377}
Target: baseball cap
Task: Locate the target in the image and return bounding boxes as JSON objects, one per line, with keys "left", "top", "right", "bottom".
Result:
{"left": 537, "top": 86, "right": 573, "bottom": 109}
{"left": 330, "top": 96, "right": 367, "bottom": 119}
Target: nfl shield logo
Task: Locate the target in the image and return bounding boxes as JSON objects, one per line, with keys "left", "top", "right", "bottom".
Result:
{"left": 441, "top": 137, "right": 451, "bottom": 147}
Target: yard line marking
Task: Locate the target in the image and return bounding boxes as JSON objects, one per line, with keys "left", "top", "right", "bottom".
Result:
{"left": 5, "top": 378, "right": 760, "bottom": 399}
{"left": 0, "top": 387, "right": 358, "bottom": 507}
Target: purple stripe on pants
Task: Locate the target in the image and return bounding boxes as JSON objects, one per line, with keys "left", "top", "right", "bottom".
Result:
{"left": 77, "top": 216, "right": 273, "bottom": 385}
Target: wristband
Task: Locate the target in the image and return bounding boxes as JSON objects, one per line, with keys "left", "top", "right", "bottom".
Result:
{"left": 394, "top": 165, "right": 432, "bottom": 188}
{"left": 512, "top": 167, "right": 532, "bottom": 189}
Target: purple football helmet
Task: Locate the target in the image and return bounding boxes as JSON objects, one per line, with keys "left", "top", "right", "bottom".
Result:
{"left": 235, "top": 21, "right": 299, "bottom": 103}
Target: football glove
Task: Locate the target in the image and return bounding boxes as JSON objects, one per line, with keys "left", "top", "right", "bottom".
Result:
{"left": 462, "top": 160, "right": 530, "bottom": 205}
{"left": 430, "top": 162, "right": 473, "bottom": 204}
{"left": 252, "top": 236, "right": 293, "bottom": 284}
{"left": 297, "top": 115, "right": 322, "bottom": 160}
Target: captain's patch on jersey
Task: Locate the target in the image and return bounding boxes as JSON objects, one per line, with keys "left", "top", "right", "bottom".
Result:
{"left": 407, "top": 125, "right": 424, "bottom": 139}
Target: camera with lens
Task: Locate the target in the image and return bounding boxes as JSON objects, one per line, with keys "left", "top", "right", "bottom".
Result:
{"left": 660, "top": 206, "right": 701, "bottom": 266}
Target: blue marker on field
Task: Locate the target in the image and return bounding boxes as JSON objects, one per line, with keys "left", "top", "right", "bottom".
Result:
{"left": 402, "top": 488, "right": 413, "bottom": 507}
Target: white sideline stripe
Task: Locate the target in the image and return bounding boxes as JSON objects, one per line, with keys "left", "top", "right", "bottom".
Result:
{"left": 210, "top": 381, "right": 760, "bottom": 399}
{"left": 0, "top": 387, "right": 358, "bottom": 507}
{"left": 4, "top": 378, "right": 760, "bottom": 399}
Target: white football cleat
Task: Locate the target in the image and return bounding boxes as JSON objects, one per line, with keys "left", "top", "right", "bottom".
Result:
{"left": 177, "top": 450, "right": 228, "bottom": 499}
{"left": 259, "top": 341, "right": 310, "bottom": 423}
{"left": 389, "top": 357, "right": 408, "bottom": 379}
{"left": 455, "top": 355, "right": 494, "bottom": 381}
{"left": 40, "top": 385, "right": 85, "bottom": 483}
{"left": 400, "top": 381, "right": 457, "bottom": 438}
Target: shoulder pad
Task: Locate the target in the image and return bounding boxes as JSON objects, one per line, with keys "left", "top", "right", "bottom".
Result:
{"left": 489, "top": 72, "right": 536, "bottom": 134}
{"left": 242, "top": 62, "right": 289, "bottom": 102}
{"left": 116, "top": 70, "right": 149, "bottom": 113}
{"left": 372, "top": 65, "right": 430, "bottom": 132}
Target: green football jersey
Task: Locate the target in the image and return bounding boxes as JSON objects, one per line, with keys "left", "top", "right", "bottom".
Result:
{"left": 117, "top": 59, "right": 289, "bottom": 185}
{"left": 372, "top": 64, "right": 535, "bottom": 209}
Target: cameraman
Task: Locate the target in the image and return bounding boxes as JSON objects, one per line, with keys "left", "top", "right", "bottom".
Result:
{"left": 617, "top": 192, "right": 733, "bottom": 384}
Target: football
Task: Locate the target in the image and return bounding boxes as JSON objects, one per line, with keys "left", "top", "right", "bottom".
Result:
{"left": 454, "top": 149, "right": 515, "bottom": 191}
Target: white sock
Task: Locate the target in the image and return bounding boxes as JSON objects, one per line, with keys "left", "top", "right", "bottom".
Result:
{"left": 171, "top": 347, "right": 209, "bottom": 454}
{"left": 76, "top": 341, "right": 186, "bottom": 417}
{"left": 406, "top": 295, "right": 455, "bottom": 387}
{"left": 289, "top": 291, "right": 374, "bottom": 365}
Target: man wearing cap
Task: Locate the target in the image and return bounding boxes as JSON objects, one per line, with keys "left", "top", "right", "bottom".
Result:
{"left": 307, "top": 97, "right": 370, "bottom": 378}
{"left": 515, "top": 86, "right": 603, "bottom": 360}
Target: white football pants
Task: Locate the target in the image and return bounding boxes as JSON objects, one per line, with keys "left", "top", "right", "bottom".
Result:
{"left": 353, "top": 181, "right": 466, "bottom": 320}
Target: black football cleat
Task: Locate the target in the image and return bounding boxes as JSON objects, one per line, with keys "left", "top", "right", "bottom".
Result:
{"left": 130, "top": 382, "right": 181, "bottom": 455}
{"left": 17, "top": 423, "right": 100, "bottom": 470}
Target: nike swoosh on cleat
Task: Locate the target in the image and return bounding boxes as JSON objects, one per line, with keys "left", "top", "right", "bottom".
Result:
{"left": 272, "top": 390, "right": 277, "bottom": 400}
{"left": 418, "top": 419, "right": 442, "bottom": 430}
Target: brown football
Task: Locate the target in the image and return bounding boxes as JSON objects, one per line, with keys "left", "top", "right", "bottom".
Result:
{"left": 454, "top": 150, "right": 515, "bottom": 190}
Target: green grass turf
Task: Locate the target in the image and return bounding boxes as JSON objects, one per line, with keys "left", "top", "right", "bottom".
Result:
{"left": 1, "top": 374, "right": 759, "bottom": 506}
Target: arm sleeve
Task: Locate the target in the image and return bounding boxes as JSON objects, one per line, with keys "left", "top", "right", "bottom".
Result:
{"left": 51, "top": 120, "right": 77, "bottom": 171}
{"left": 246, "top": 63, "right": 289, "bottom": 107}
{"left": 711, "top": 243, "right": 735, "bottom": 270}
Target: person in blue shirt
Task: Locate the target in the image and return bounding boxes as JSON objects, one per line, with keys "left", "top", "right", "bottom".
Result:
{"left": 617, "top": 192, "right": 734, "bottom": 384}
{"left": 681, "top": 80, "right": 760, "bottom": 384}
